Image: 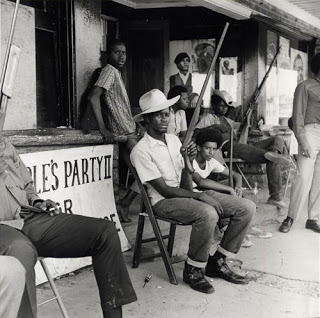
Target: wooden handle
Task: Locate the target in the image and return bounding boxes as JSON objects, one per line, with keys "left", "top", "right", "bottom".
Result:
{"left": 182, "top": 22, "right": 229, "bottom": 173}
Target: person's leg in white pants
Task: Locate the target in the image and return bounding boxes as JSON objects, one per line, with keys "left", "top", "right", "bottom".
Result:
{"left": 287, "top": 154, "right": 317, "bottom": 220}
{"left": 0, "top": 256, "right": 26, "bottom": 318}
{"left": 308, "top": 151, "right": 320, "bottom": 220}
{"left": 280, "top": 125, "right": 320, "bottom": 233}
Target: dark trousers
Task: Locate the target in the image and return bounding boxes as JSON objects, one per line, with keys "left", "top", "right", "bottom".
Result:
{"left": 226, "top": 136, "right": 284, "bottom": 197}
{"left": 0, "top": 213, "right": 137, "bottom": 317}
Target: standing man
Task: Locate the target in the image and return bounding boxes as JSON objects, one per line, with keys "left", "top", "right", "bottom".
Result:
{"left": 196, "top": 90, "right": 291, "bottom": 208}
{"left": 0, "top": 139, "right": 137, "bottom": 318}
{"left": 279, "top": 53, "right": 320, "bottom": 233}
{"left": 88, "top": 39, "right": 140, "bottom": 222}
{"left": 169, "top": 52, "right": 199, "bottom": 108}
{"left": 131, "top": 89, "right": 253, "bottom": 295}
{"left": 170, "top": 52, "right": 193, "bottom": 97}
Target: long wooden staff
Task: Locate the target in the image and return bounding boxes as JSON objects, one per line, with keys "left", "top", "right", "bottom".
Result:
{"left": 181, "top": 22, "right": 229, "bottom": 173}
{"left": 0, "top": 0, "right": 20, "bottom": 134}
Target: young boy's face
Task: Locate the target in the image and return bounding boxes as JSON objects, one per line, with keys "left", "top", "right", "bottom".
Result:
{"left": 176, "top": 57, "right": 190, "bottom": 73}
{"left": 108, "top": 44, "right": 126, "bottom": 69}
{"left": 178, "top": 92, "right": 189, "bottom": 110}
{"left": 197, "top": 141, "right": 218, "bottom": 161}
{"left": 214, "top": 100, "right": 229, "bottom": 117}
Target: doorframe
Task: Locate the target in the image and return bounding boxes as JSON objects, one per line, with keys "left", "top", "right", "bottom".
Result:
{"left": 121, "top": 20, "right": 170, "bottom": 98}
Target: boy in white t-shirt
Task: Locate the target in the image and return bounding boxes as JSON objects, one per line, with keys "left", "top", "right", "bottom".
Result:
{"left": 192, "top": 129, "right": 256, "bottom": 251}
{"left": 193, "top": 128, "right": 243, "bottom": 196}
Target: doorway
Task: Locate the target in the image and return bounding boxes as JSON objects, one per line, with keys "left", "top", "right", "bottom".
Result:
{"left": 122, "top": 20, "right": 169, "bottom": 115}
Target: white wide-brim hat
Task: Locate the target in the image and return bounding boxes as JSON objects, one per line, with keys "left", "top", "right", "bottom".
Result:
{"left": 133, "top": 89, "right": 180, "bottom": 122}
{"left": 212, "top": 90, "right": 240, "bottom": 107}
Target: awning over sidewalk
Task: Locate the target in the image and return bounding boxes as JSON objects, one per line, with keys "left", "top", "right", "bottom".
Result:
{"left": 111, "top": 0, "right": 320, "bottom": 38}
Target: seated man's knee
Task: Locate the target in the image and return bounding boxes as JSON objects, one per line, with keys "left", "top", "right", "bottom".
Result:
{"left": 273, "top": 136, "right": 284, "bottom": 151}
{"left": 245, "top": 200, "right": 256, "bottom": 219}
{"left": 0, "top": 256, "right": 26, "bottom": 285}
{"left": 97, "top": 220, "right": 120, "bottom": 245}
{"left": 199, "top": 204, "right": 219, "bottom": 225}
{"left": 236, "top": 199, "right": 256, "bottom": 221}
{"left": 6, "top": 239, "right": 38, "bottom": 266}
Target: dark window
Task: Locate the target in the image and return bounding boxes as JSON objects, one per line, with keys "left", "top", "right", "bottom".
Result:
{"left": 11, "top": 0, "right": 74, "bottom": 128}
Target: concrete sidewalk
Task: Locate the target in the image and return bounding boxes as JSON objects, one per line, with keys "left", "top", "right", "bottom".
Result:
{"left": 37, "top": 190, "right": 320, "bottom": 318}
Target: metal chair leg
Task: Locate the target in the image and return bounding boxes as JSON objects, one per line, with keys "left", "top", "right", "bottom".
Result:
{"left": 39, "top": 259, "right": 69, "bottom": 318}
{"left": 167, "top": 224, "right": 177, "bottom": 257}
{"left": 132, "top": 213, "right": 145, "bottom": 268}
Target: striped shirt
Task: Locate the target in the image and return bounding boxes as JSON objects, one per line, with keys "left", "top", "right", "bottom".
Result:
{"left": 95, "top": 64, "right": 136, "bottom": 135}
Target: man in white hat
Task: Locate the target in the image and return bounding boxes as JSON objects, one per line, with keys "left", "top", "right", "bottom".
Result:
{"left": 130, "top": 89, "right": 252, "bottom": 295}
{"left": 196, "top": 90, "right": 291, "bottom": 208}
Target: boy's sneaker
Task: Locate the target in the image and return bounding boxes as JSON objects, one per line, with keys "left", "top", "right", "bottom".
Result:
{"left": 241, "top": 235, "right": 253, "bottom": 248}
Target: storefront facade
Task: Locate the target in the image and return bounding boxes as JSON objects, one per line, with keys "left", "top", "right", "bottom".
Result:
{"left": 1, "top": 0, "right": 320, "bottom": 277}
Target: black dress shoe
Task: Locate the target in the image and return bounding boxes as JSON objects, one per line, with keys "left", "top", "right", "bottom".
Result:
{"left": 279, "top": 217, "right": 293, "bottom": 233}
{"left": 183, "top": 262, "right": 215, "bottom": 294}
{"left": 205, "top": 257, "right": 250, "bottom": 285}
{"left": 306, "top": 219, "right": 320, "bottom": 233}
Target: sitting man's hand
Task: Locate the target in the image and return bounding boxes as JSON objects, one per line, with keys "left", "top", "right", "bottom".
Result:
{"left": 228, "top": 187, "right": 237, "bottom": 196}
{"left": 198, "top": 192, "right": 223, "bottom": 216}
{"left": 190, "top": 95, "right": 199, "bottom": 108}
{"left": 99, "top": 127, "right": 115, "bottom": 144}
{"left": 34, "top": 199, "right": 61, "bottom": 216}
{"left": 234, "top": 186, "right": 242, "bottom": 197}
{"left": 180, "top": 141, "right": 197, "bottom": 160}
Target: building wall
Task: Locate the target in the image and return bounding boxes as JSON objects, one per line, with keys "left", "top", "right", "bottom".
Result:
{"left": 74, "top": 0, "right": 102, "bottom": 128}
{"left": 1, "top": 0, "right": 36, "bottom": 130}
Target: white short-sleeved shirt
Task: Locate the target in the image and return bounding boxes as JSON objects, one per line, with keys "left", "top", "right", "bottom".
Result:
{"left": 167, "top": 108, "right": 187, "bottom": 136}
{"left": 130, "top": 133, "right": 184, "bottom": 205}
{"left": 192, "top": 157, "right": 225, "bottom": 190}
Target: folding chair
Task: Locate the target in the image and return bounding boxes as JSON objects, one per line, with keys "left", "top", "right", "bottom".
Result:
{"left": 37, "top": 257, "right": 69, "bottom": 318}
{"left": 223, "top": 157, "right": 252, "bottom": 190}
{"left": 129, "top": 165, "right": 187, "bottom": 285}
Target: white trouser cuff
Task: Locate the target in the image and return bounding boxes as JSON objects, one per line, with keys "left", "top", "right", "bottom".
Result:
{"left": 217, "top": 245, "right": 236, "bottom": 258}
{"left": 186, "top": 258, "right": 207, "bottom": 268}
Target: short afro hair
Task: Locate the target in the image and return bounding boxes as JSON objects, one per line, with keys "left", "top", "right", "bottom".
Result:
{"left": 195, "top": 128, "right": 223, "bottom": 149}
{"left": 311, "top": 53, "right": 320, "bottom": 75}
{"left": 167, "top": 85, "right": 187, "bottom": 99}
{"left": 106, "top": 39, "right": 126, "bottom": 54}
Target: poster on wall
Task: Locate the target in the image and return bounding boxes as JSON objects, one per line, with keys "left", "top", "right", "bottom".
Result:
{"left": 20, "top": 145, "right": 130, "bottom": 284}
{"left": 169, "top": 39, "right": 216, "bottom": 107}
{"left": 219, "top": 57, "right": 241, "bottom": 106}
{"left": 278, "top": 36, "right": 290, "bottom": 69}
{"left": 266, "top": 30, "right": 278, "bottom": 65}
{"left": 278, "top": 69, "right": 297, "bottom": 119}
{"left": 291, "top": 48, "right": 308, "bottom": 85}
{"left": 265, "top": 67, "right": 279, "bottom": 125}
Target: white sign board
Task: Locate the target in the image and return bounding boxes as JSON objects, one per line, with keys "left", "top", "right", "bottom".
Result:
{"left": 20, "top": 145, "right": 130, "bottom": 284}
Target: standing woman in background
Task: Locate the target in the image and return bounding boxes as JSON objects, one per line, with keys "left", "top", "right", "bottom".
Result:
{"left": 279, "top": 53, "right": 320, "bottom": 233}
